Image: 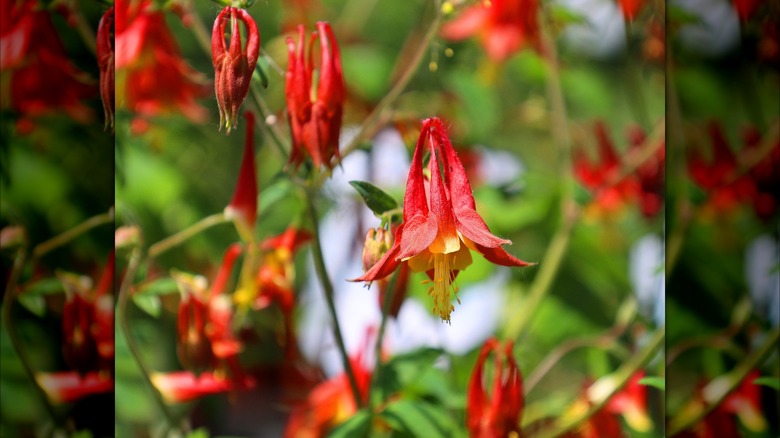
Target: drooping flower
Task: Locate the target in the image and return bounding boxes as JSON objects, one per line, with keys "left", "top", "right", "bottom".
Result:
{"left": 605, "top": 371, "right": 653, "bottom": 432}
{"left": 440, "top": 0, "right": 541, "bottom": 62}
{"left": 60, "top": 251, "right": 115, "bottom": 375}
{"left": 211, "top": 6, "right": 260, "bottom": 133}
{"left": 173, "top": 244, "right": 244, "bottom": 376}
{"left": 283, "top": 339, "right": 372, "bottom": 438}
{"left": 352, "top": 117, "right": 532, "bottom": 323}
{"left": 286, "top": 21, "right": 345, "bottom": 169}
{"left": 36, "top": 371, "right": 113, "bottom": 404}
{"left": 224, "top": 111, "right": 259, "bottom": 241}
{"left": 467, "top": 338, "right": 523, "bottom": 438}
{"left": 254, "top": 226, "right": 312, "bottom": 355}
{"left": 151, "top": 370, "right": 254, "bottom": 404}
{"left": 0, "top": 0, "right": 94, "bottom": 133}
{"left": 97, "top": 6, "right": 115, "bottom": 130}
{"left": 115, "top": 0, "right": 209, "bottom": 134}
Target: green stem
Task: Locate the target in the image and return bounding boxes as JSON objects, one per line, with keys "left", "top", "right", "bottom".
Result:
{"left": 147, "top": 212, "right": 228, "bottom": 259}
{"left": 117, "top": 247, "right": 180, "bottom": 429}
{"left": 504, "top": 206, "right": 577, "bottom": 341}
{"left": 2, "top": 248, "right": 62, "bottom": 428}
{"left": 303, "top": 188, "right": 363, "bottom": 408}
{"left": 368, "top": 267, "right": 401, "bottom": 414}
{"left": 667, "top": 327, "right": 780, "bottom": 436}
{"left": 71, "top": 0, "right": 97, "bottom": 56}
{"left": 32, "top": 209, "right": 114, "bottom": 261}
{"left": 534, "top": 328, "right": 665, "bottom": 438}
{"left": 623, "top": 22, "right": 651, "bottom": 129}
{"left": 335, "top": 0, "right": 443, "bottom": 164}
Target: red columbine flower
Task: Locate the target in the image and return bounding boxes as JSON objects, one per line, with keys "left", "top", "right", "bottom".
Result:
{"left": 254, "top": 226, "right": 312, "bottom": 355}
{"left": 687, "top": 122, "right": 757, "bottom": 216}
{"left": 224, "top": 111, "right": 259, "bottom": 240}
{"left": 573, "top": 121, "right": 641, "bottom": 217}
{"left": 175, "top": 244, "right": 244, "bottom": 375}
{"left": 440, "top": 0, "right": 541, "bottom": 62}
{"left": 60, "top": 251, "right": 115, "bottom": 375}
{"left": 97, "top": 6, "right": 115, "bottom": 130}
{"left": 606, "top": 371, "right": 653, "bottom": 432}
{"left": 627, "top": 126, "right": 664, "bottom": 218}
{"left": 286, "top": 21, "right": 345, "bottom": 169}
{"left": 618, "top": 0, "right": 644, "bottom": 21}
{"left": 36, "top": 371, "right": 113, "bottom": 404}
{"left": 284, "top": 344, "right": 372, "bottom": 437}
{"left": 467, "top": 338, "right": 523, "bottom": 438}
{"left": 115, "top": 0, "right": 209, "bottom": 134}
{"left": 0, "top": 0, "right": 94, "bottom": 133}
{"left": 353, "top": 117, "right": 532, "bottom": 322}
{"left": 211, "top": 7, "right": 260, "bottom": 133}
{"left": 151, "top": 370, "right": 254, "bottom": 403}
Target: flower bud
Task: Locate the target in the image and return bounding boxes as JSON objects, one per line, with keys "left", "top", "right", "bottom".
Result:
{"left": 286, "top": 21, "right": 344, "bottom": 169}
{"left": 212, "top": 7, "right": 260, "bottom": 133}
{"left": 361, "top": 228, "right": 393, "bottom": 273}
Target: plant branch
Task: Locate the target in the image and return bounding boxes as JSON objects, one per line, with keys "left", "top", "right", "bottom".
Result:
{"left": 147, "top": 212, "right": 228, "bottom": 259}
{"left": 117, "top": 247, "right": 180, "bottom": 429}
{"left": 32, "top": 208, "right": 114, "bottom": 261}
{"left": 302, "top": 187, "right": 363, "bottom": 408}
{"left": 2, "top": 247, "right": 62, "bottom": 427}
{"left": 533, "top": 328, "right": 665, "bottom": 438}
{"left": 667, "top": 327, "right": 780, "bottom": 436}
{"left": 335, "top": 0, "right": 444, "bottom": 164}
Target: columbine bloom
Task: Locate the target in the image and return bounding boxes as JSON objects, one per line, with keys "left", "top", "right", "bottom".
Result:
{"left": 0, "top": 0, "right": 94, "bottom": 133}
{"left": 467, "top": 338, "right": 523, "bottom": 438}
{"left": 115, "top": 0, "right": 209, "bottom": 134}
{"left": 254, "top": 226, "right": 312, "bottom": 355}
{"left": 97, "top": 6, "right": 115, "bottom": 130}
{"left": 573, "top": 121, "right": 643, "bottom": 218}
{"left": 60, "top": 251, "right": 114, "bottom": 375}
{"left": 36, "top": 371, "right": 113, "bottom": 404}
{"left": 151, "top": 371, "right": 254, "bottom": 404}
{"left": 286, "top": 21, "right": 345, "bottom": 169}
{"left": 174, "top": 244, "right": 244, "bottom": 376}
{"left": 440, "top": 0, "right": 541, "bottom": 62}
{"left": 224, "top": 111, "right": 259, "bottom": 240}
{"left": 211, "top": 7, "right": 260, "bottom": 133}
{"left": 353, "top": 117, "right": 532, "bottom": 323}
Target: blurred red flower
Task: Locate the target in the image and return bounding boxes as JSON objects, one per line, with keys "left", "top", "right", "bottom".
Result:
{"left": 0, "top": 0, "right": 94, "bottom": 133}
{"left": 97, "top": 6, "right": 115, "bottom": 130}
{"left": 467, "top": 338, "right": 523, "bottom": 438}
{"left": 115, "top": 0, "right": 209, "bottom": 134}
{"left": 441, "top": 0, "right": 541, "bottom": 62}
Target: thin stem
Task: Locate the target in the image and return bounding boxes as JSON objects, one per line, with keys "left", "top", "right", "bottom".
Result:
{"left": 623, "top": 22, "right": 650, "bottom": 129}
{"left": 335, "top": 0, "right": 443, "bottom": 164}
{"left": 117, "top": 247, "right": 180, "bottom": 429}
{"left": 534, "top": 328, "right": 665, "bottom": 438}
{"left": 368, "top": 267, "right": 401, "bottom": 414}
{"left": 147, "top": 212, "right": 228, "bottom": 259}
{"left": 32, "top": 209, "right": 114, "bottom": 261}
{"left": 504, "top": 203, "right": 578, "bottom": 341}
{"left": 303, "top": 188, "right": 363, "bottom": 408}
{"left": 2, "top": 248, "right": 62, "bottom": 428}
{"left": 667, "top": 327, "right": 780, "bottom": 436}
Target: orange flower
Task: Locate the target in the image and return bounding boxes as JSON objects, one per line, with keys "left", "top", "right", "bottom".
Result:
{"left": 353, "top": 117, "right": 532, "bottom": 322}
{"left": 441, "top": 0, "right": 541, "bottom": 62}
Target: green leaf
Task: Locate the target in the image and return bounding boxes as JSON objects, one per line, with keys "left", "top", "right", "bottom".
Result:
{"left": 185, "top": 428, "right": 210, "bottom": 438}
{"left": 328, "top": 409, "right": 372, "bottom": 438}
{"left": 374, "top": 348, "right": 444, "bottom": 400}
{"left": 134, "top": 278, "right": 179, "bottom": 296}
{"left": 132, "top": 294, "right": 161, "bottom": 317}
{"left": 349, "top": 181, "right": 398, "bottom": 216}
{"left": 753, "top": 376, "right": 779, "bottom": 390}
{"left": 18, "top": 294, "right": 46, "bottom": 317}
{"left": 20, "top": 278, "right": 63, "bottom": 296}
{"left": 550, "top": 4, "right": 588, "bottom": 25}
{"left": 638, "top": 376, "right": 665, "bottom": 391}
{"left": 380, "top": 399, "right": 457, "bottom": 437}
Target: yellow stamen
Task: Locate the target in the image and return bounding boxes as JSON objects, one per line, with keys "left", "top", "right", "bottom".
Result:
{"left": 431, "top": 253, "right": 455, "bottom": 323}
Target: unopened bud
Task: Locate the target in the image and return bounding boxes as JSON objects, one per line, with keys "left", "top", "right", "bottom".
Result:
{"left": 362, "top": 228, "right": 393, "bottom": 272}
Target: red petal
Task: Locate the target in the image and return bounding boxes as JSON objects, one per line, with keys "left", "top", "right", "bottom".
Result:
{"left": 427, "top": 127, "right": 459, "bottom": 248}
{"left": 397, "top": 214, "right": 438, "bottom": 260}
{"left": 475, "top": 242, "right": 534, "bottom": 267}
{"left": 455, "top": 208, "right": 510, "bottom": 248}
{"left": 440, "top": 7, "right": 489, "bottom": 41}
{"left": 403, "top": 120, "right": 433, "bottom": 221}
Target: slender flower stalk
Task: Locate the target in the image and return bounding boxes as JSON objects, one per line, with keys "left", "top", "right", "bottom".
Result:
{"left": 97, "top": 6, "right": 115, "bottom": 130}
